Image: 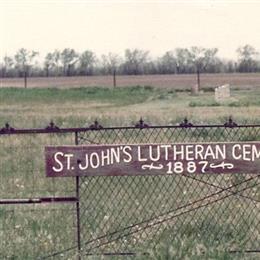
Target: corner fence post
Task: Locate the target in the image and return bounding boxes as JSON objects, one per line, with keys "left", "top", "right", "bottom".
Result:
{"left": 75, "top": 131, "right": 81, "bottom": 259}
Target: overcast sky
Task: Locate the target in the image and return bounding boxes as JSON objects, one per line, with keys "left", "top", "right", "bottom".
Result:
{"left": 1, "top": 0, "right": 260, "bottom": 60}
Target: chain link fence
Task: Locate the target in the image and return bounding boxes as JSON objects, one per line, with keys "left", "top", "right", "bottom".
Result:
{"left": 77, "top": 124, "right": 260, "bottom": 257}
{"left": 0, "top": 121, "right": 259, "bottom": 259}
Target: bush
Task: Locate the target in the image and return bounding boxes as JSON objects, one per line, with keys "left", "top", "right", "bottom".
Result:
{"left": 189, "top": 101, "right": 220, "bottom": 107}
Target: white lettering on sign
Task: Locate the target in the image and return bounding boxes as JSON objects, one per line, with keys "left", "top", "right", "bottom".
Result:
{"left": 53, "top": 152, "right": 74, "bottom": 172}
{"left": 232, "top": 144, "right": 260, "bottom": 161}
{"left": 52, "top": 152, "right": 64, "bottom": 172}
{"left": 46, "top": 142, "right": 260, "bottom": 177}
{"left": 252, "top": 145, "right": 260, "bottom": 161}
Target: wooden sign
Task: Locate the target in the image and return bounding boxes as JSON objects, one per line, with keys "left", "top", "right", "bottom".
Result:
{"left": 45, "top": 142, "right": 260, "bottom": 177}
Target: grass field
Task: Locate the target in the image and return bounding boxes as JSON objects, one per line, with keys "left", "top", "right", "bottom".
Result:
{"left": 0, "top": 85, "right": 259, "bottom": 129}
{"left": 0, "top": 84, "right": 259, "bottom": 259}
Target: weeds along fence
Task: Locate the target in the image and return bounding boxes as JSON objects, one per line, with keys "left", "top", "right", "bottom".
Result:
{"left": 0, "top": 119, "right": 259, "bottom": 259}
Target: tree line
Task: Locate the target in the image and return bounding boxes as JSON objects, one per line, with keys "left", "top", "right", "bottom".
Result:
{"left": 0, "top": 45, "right": 259, "bottom": 88}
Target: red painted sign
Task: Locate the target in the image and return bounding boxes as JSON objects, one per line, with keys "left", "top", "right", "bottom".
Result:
{"left": 45, "top": 142, "right": 260, "bottom": 177}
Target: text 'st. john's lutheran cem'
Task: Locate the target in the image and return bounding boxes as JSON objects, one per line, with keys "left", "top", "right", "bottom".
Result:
{"left": 46, "top": 142, "right": 260, "bottom": 177}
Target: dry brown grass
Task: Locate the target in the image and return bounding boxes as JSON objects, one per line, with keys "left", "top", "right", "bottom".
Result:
{"left": 1, "top": 73, "right": 260, "bottom": 89}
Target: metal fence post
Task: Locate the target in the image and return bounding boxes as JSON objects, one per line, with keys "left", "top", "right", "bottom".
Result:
{"left": 75, "top": 131, "right": 81, "bottom": 259}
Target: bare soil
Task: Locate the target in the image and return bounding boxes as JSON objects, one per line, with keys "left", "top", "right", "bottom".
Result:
{"left": 1, "top": 73, "right": 260, "bottom": 89}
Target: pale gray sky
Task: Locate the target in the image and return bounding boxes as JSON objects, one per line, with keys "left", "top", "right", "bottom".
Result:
{"left": 1, "top": 0, "right": 260, "bottom": 60}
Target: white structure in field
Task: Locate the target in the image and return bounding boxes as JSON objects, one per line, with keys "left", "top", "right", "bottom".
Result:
{"left": 215, "top": 84, "right": 230, "bottom": 102}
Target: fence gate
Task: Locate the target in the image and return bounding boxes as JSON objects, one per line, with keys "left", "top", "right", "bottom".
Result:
{"left": 0, "top": 122, "right": 259, "bottom": 259}
{"left": 75, "top": 124, "right": 260, "bottom": 257}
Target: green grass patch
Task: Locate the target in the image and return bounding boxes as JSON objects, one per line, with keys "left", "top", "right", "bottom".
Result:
{"left": 228, "top": 101, "right": 249, "bottom": 107}
{"left": 143, "top": 225, "right": 247, "bottom": 260}
{"left": 189, "top": 101, "right": 221, "bottom": 107}
{"left": 0, "top": 86, "right": 159, "bottom": 106}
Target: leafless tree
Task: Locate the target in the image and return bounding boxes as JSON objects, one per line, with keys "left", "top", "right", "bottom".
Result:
{"left": 14, "top": 48, "right": 38, "bottom": 88}
{"left": 188, "top": 47, "right": 218, "bottom": 90}
{"left": 101, "top": 53, "right": 122, "bottom": 87}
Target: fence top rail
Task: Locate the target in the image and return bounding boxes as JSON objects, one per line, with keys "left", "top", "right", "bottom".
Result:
{"left": 0, "top": 120, "right": 259, "bottom": 136}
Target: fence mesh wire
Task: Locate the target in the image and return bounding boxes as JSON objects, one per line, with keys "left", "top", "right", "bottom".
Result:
{"left": 77, "top": 126, "right": 260, "bottom": 256}
{"left": 0, "top": 125, "right": 259, "bottom": 259}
